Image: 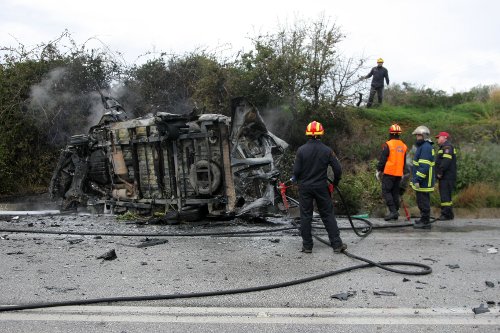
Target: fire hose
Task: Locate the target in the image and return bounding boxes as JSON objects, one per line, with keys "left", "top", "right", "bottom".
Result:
{"left": 0, "top": 186, "right": 431, "bottom": 312}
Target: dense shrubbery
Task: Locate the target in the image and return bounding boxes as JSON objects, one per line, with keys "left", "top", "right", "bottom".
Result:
{"left": 1, "top": 29, "right": 499, "bottom": 213}
{"left": 333, "top": 161, "right": 382, "bottom": 215}
{"left": 384, "top": 82, "right": 493, "bottom": 108}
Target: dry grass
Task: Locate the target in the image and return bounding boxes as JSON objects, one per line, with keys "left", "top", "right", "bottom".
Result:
{"left": 490, "top": 88, "right": 500, "bottom": 105}
{"left": 454, "top": 182, "right": 500, "bottom": 209}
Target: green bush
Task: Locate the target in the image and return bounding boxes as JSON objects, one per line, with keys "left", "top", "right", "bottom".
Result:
{"left": 456, "top": 145, "right": 499, "bottom": 190}
{"left": 384, "top": 83, "right": 496, "bottom": 109}
{"left": 333, "top": 160, "right": 383, "bottom": 215}
{"left": 452, "top": 102, "right": 486, "bottom": 116}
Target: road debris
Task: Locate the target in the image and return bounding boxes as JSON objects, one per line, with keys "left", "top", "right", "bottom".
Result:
{"left": 331, "top": 291, "right": 356, "bottom": 300}
{"left": 422, "top": 257, "right": 438, "bottom": 263}
{"left": 97, "top": 249, "right": 117, "bottom": 261}
{"left": 6, "top": 251, "right": 24, "bottom": 255}
{"left": 67, "top": 238, "right": 84, "bottom": 245}
{"left": 136, "top": 238, "right": 168, "bottom": 248}
{"left": 373, "top": 291, "right": 396, "bottom": 296}
{"left": 472, "top": 303, "right": 490, "bottom": 314}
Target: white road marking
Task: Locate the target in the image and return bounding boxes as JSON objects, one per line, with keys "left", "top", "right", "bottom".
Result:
{"left": 1, "top": 306, "right": 498, "bottom": 325}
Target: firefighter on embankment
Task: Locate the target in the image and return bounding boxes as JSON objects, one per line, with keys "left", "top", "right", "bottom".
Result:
{"left": 376, "top": 124, "right": 408, "bottom": 221}
{"left": 292, "top": 121, "right": 347, "bottom": 254}
{"left": 361, "top": 58, "right": 390, "bottom": 108}
{"left": 410, "top": 125, "right": 436, "bottom": 229}
{"left": 435, "top": 131, "right": 457, "bottom": 220}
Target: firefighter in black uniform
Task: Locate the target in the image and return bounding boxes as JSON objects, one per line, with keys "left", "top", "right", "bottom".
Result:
{"left": 376, "top": 124, "right": 408, "bottom": 221}
{"left": 361, "top": 58, "right": 390, "bottom": 107}
{"left": 292, "top": 121, "right": 346, "bottom": 254}
{"left": 435, "top": 131, "right": 457, "bottom": 220}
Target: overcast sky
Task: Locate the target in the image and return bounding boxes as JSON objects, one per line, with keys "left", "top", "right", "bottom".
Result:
{"left": 1, "top": 0, "right": 499, "bottom": 93}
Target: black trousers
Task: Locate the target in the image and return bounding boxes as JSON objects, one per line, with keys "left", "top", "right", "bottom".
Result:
{"left": 382, "top": 175, "right": 401, "bottom": 213}
{"left": 299, "top": 186, "right": 342, "bottom": 250}
{"left": 415, "top": 191, "right": 431, "bottom": 222}
{"left": 439, "top": 179, "right": 455, "bottom": 218}
{"left": 367, "top": 86, "right": 384, "bottom": 107}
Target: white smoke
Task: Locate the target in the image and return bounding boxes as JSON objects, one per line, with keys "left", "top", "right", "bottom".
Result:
{"left": 27, "top": 67, "right": 135, "bottom": 144}
{"left": 29, "top": 67, "right": 68, "bottom": 122}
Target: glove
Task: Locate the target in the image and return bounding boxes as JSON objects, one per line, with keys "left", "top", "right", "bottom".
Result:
{"left": 413, "top": 183, "right": 420, "bottom": 189}
{"left": 375, "top": 171, "right": 381, "bottom": 181}
{"left": 328, "top": 183, "right": 334, "bottom": 194}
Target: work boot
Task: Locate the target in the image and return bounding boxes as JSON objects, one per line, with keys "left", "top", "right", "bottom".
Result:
{"left": 384, "top": 211, "right": 399, "bottom": 221}
{"left": 301, "top": 247, "right": 312, "bottom": 254}
{"left": 413, "top": 218, "right": 431, "bottom": 229}
{"left": 333, "top": 243, "right": 347, "bottom": 253}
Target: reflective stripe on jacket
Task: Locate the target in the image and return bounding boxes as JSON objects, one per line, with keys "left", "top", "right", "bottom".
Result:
{"left": 436, "top": 141, "right": 457, "bottom": 181}
{"left": 383, "top": 139, "right": 407, "bottom": 176}
{"left": 410, "top": 140, "right": 435, "bottom": 192}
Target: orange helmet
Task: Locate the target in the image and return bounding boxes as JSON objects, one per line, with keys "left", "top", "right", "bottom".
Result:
{"left": 305, "top": 121, "right": 324, "bottom": 136}
{"left": 389, "top": 123, "right": 402, "bottom": 134}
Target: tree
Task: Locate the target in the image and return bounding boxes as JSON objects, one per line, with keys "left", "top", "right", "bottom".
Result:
{"left": 238, "top": 15, "right": 366, "bottom": 114}
{"left": 0, "top": 32, "right": 123, "bottom": 193}
{"left": 125, "top": 51, "right": 231, "bottom": 115}
{"left": 305, "top": 16, "right": 343, "bottom": 107}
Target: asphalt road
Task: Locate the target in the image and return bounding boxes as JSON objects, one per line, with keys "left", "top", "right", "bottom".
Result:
{"left": 0, "top": 212, "right": 499, "bottom": 332}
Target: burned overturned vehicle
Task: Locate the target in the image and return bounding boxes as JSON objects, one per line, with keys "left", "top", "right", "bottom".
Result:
{"left": 49, "top": 97, "right": 289, "bottom": 220}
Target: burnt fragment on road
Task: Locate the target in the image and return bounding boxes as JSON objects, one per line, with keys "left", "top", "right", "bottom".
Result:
{"left": 97, "top": 249, "right": 117, "bottom": 261}
{"left": 136, "top": 238, "right": 168, "bottom": 248}
{"left": 472, "top": 303, "right": 490, "bottom": 314}
{"left": 373, "top": 291, "right": 397, "bottom": 296}
{"left": 331, "top": 291, "right": 356, "bottom": 300}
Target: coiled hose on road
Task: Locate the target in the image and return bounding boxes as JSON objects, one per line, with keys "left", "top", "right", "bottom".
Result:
{"left": 0, "top": 187, "right": 432, "bottom": 312}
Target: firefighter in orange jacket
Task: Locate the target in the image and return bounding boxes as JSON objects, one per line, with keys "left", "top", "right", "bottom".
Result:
{"left": 376, "top": 124, "right": 408, "bottom": 221}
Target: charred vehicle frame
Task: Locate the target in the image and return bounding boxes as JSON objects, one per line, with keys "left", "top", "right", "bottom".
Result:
{"left": 49, "top": 97, "right": 289, "bottom": 220}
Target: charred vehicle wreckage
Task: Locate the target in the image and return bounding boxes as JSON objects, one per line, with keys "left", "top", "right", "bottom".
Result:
{"left": 49, "top": 97, "right": 290, "bottom": 221}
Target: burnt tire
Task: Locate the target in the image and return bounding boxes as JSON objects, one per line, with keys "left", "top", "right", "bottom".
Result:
{"left": 179, "top": 205, "right": 208, "bottom": 222}
{"left": 188, "top": 160, "right": 222, "bottom": 195}
{"left": 163, "top": 210, "right": 180, "bottom": 225}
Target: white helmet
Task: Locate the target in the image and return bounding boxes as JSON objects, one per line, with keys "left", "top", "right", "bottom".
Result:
{"left": 412, "top": 125, "right": 430, "bottom": 139}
